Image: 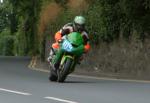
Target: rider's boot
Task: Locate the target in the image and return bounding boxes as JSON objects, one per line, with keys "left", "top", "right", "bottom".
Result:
{"left": 47, "top": 47, "right": 56, "bottom": 62}
{"left": 77, "top": 55, "right": 84, "bottom": 65}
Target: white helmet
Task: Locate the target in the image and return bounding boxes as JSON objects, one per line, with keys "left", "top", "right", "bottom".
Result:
{"left": 74, "top": 16, "right": 86, "bottom": 25}
{"left": 73, "top": 16, "right": 86, "bottom": 31}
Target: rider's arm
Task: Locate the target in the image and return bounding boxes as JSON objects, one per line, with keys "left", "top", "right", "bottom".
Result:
{"left": 61, "top": 23, "right": 73, "bottom": 36}
{"left": 61, "top": 29, "right": 70, "bottom": 36}
{"left": 84, "top": 42, "right": 90, "bottom": 53}
{"left": 54, "top": 31, "right": 62, "bottom": 42}
{"left": 82, "top": 31, "right": 91, "bottom": 53}
{"left": 54, "top": 23, "right": 73, "bottom": 41}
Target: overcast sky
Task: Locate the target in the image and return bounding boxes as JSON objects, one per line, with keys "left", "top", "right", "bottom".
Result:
{"left": 0, "top": 0, "right": 3, "bottom": 3}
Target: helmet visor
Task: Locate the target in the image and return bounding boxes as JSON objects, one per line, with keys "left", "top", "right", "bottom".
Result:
{"left": 75, "top": 23, "right": 85, "bottom": 31}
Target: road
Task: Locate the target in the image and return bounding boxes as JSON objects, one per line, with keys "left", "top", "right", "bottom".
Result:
{"left": 0, "top": 56, "right": 150, "bottom": 103}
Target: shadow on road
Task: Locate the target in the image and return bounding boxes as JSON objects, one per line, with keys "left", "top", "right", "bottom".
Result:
{"left": 64, "top": 80, "right": 96, "bottom": 84}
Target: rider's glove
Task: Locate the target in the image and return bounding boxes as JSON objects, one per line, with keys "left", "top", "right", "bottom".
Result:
{"left": 84, "top": 43, "right": 91, "bottom": 53}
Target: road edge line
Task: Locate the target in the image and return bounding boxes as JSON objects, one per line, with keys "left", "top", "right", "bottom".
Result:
{"left": 28, "top": 66, "right": 150, "bottom": 83}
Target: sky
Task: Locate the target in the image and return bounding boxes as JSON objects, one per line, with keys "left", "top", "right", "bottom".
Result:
{"left": 0, "top": 0, "right": 3, "bottom": 3}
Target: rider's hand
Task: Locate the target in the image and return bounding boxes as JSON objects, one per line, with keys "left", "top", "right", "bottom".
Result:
{"left": 84, "top": 43, "right": 90, "bottom": 53}
{"left": 58, "top": 39, "right": 63, "bottom": 43}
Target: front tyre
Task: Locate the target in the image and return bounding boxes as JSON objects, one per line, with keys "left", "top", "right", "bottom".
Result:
{"left": 57, "top": 58, "right": 72, "bottom": 83}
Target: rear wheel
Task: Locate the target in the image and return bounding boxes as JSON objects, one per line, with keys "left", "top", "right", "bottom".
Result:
{"left": 49, "top": 68, "right": 57, "bottom": 82}
{"left": 57, "top": 58, "right": 72, "bottom": 83}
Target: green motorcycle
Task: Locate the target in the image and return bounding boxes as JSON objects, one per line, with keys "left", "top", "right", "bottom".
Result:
{"left": 49, "top": 32, "right": 85, "bottom": 82}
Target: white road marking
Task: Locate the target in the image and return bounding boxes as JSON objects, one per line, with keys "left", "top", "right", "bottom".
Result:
{"left": 0, "top": 88, "right": 32, "bottom": 96}
{"left": 44, "top": 96, "right": 78, "bottom": 103}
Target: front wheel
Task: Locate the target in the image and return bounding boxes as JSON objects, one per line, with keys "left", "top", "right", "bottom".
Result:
{"left": 57, "top": 58, "right": 72, "bottom": 83}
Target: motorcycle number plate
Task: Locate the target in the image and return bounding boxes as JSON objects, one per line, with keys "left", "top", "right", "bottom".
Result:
{"left": 62, "top": 40, "right": 73, "bottom": 52}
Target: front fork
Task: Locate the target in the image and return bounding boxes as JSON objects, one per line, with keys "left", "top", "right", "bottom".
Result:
{"left": 60, "top": 55, "right": 76, "bottom": 74}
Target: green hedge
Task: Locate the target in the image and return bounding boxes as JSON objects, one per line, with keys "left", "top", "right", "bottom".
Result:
{"left": 47, "top": 0, "right": 150, "bottom": 44}
{"left": 0, "top": 30, "right": 15, "bottom": 56}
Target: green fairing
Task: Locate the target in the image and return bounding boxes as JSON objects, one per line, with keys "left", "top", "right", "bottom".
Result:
{"left": 67, "top": 32, "right": 84, "bottom": 56}
{"left": 71, "top": 45, "right": 84, "bottom": 56}
{"left": 52, "top": 48, "right": 64, "bottom": 64}
{"left": 67, "top": 32, "right": 84, "bottom": 46}
{"left": 53, "top": 32, "right": 84, "bottom": 72}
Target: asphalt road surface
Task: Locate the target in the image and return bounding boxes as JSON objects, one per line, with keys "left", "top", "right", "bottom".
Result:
{"left": 0, "top": 56, "right": 150, "bottom": 103}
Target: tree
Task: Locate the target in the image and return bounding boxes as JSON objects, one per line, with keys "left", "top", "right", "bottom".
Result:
{"left": 8, "top": 0, "right": 42, "bottom": 56}
{"left": 0, "top": 1, "right": 10, "bottom": 32}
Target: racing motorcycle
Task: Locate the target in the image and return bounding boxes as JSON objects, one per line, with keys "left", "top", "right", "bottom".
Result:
{"left": 49, "top": 32, "right": 84, "bottom": 82}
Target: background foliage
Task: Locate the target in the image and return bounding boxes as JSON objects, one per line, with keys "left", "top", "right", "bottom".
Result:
{"left": 0, "top": 0, "right": 149, "bottom": 57}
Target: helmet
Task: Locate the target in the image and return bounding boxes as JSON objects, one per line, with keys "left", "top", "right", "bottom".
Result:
{"left": 74, "top": 16, "right": 86, "bottom": 25}
{"left": 73, "top": 16, "right": 86, "bottom": 32}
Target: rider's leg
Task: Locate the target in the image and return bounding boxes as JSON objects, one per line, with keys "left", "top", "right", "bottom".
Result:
{"left": 52, "top": 49, "right": 64, "bottom": 70}
{"left": 47, "top": 42, "right": 59, "bottom": 62}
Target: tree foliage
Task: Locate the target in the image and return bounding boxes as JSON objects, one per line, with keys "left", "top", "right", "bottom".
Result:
{"left": 0, "top": 30, "right": 15, "bottom": 55}
{"left": 0, "top": 0, "right": 150, "bottom": 56}
{"left": 0, "top": 1, "right": 10, "bottom": 32}
{"left": 0, "top": 0, "right": 42, "bottom": 56}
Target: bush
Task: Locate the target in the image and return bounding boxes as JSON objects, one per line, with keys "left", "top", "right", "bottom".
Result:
{"left": 0, "top": 30, "right": 15, "bottom": 56}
